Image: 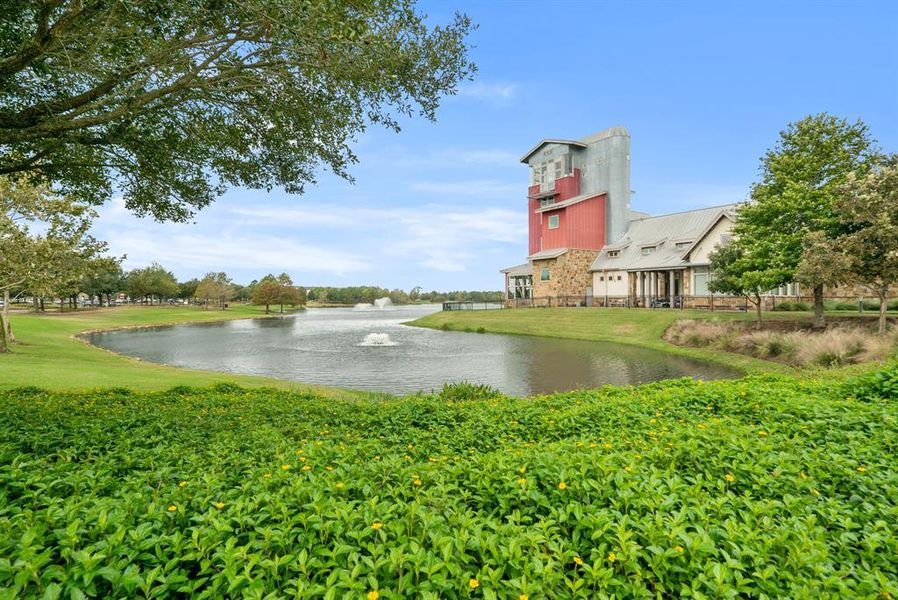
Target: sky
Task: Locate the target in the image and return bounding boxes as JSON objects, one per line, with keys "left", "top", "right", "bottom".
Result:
{"left": 91, "top": 0, "right": 898, "bottom": 291}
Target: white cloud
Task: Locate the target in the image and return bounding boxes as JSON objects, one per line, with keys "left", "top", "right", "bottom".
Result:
{"left": 456, "top": 81, "right": 519, "bottom": 105}
{"left": 409, "top": 179, "right": 520, "bottom": 198}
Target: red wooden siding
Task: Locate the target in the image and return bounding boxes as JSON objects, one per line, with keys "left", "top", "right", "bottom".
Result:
{"left": 528, "top": 170, "right": 605, "bottom": 254}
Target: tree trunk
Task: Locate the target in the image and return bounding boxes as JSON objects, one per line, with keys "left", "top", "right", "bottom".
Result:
{"left": 3, "top": 289, "right": 14, "bottom": 342}
{"left": 40, "top": 297, "right": 45, "bottom": 311}
{"left": 265, "top": 303, "right": 270, "bottom": 314}
{"left": 32, "top": 296, "right": 39, "bottom": 312}
{"left": 877, "top": 285, "right": 888, "bottom": 335}
{"left": 280, "top": 303, "right": 284, "bottom": 314}
{"left": 0, "top": 311, "right": 8, "bottom": 353}
{"left": 754, "top": 293, "right": 762, "bottom": 329}
{"left": 813, "top": 285, "right": 825, "bottom": 329}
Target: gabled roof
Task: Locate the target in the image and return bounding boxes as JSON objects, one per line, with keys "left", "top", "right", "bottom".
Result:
{"left": 519, "top": 139, "right": 586, "bottom": 164}
{"left": 519, "top": 125, "right": 630, "bottom": 164}
{"left": 589, "top": 204, "right": 737, "bottom": 272}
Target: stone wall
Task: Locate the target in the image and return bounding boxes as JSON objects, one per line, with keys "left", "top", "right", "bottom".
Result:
{"left": 531, "top": 249, "right": 598, "bottom": 298}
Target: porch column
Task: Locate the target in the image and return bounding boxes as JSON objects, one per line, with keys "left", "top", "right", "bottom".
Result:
{"left": 668, "top": 271, "right": 674, "bottom": 298}
{"left": 638, "top": 271, "right": 644, "bottom": 299}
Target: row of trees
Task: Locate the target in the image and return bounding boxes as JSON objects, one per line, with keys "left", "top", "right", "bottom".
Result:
{"left": 307, "top": 286, "right": 502, "bottom": 305}
{"left": 709, "top": 114, "right": 897, "bottom": 333}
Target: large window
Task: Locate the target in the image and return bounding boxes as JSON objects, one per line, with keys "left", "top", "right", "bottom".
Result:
{"left": 641, "top": 246, "right": 656, "bottom": 255}
{"left": 693, "top": 268, "right": 710, "bottom": 295}
{"left": 540, "top": 268, "right": 551, "bottom": 281}
{"left": 548, "top": 214, "right": 560, "bottom": 229}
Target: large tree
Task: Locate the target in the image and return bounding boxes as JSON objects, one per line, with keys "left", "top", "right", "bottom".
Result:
{"left": 0, "top": 176, "right": 101, "bottom": 348}
{"left": 835, "top": 155, "right": 898, "bottom": 334}
{"left": 81, "top": 255, "right": 124, "bottom": 306}
{"left": 734, "top": 114, "right": 878, "bottom": 327}
{"left": 194, "top": 271, "right": 234, "bottom": 310}
{"left": 0, "top": 1, "right": 475, "bottom": 221}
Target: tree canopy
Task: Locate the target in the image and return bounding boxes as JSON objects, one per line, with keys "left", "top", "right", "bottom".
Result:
{"left": 723, "top": 113, "right": 879, "bottom": 327}
{"left": 0, "top": 0, "right": 475, "bottom": 220}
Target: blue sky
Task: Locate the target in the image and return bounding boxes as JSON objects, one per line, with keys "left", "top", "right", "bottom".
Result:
{"left": 92, "top": 0, "right": 898, "bottom": 290}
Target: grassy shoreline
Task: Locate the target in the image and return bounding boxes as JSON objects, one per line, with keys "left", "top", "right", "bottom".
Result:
{"left": 0, "top": 305, "right": 363, "bottom": 398}
{"left": 409, "top": 308, "right": 892, "bottom": 379}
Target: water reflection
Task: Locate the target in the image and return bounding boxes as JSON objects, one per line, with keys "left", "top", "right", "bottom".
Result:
{"left": 85, "top": 305, "right": 739, "bottom": 396}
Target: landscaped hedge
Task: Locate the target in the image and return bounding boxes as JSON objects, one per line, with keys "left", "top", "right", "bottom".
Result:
{"left": 1, "top": 369, "right": 897, "bottom": 598}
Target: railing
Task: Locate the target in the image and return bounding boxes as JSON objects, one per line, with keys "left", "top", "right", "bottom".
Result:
{"left": 502, "top": 295, "right": 886, "bottom": 311}
{"left": 442, "top": 301, "right": 506, "bottom": 311}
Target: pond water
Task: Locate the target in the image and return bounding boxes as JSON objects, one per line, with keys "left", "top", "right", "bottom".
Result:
{"left": 85, "top": 305, "right": 739, "bottom": 396}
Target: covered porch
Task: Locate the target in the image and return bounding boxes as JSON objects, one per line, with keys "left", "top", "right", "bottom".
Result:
{"left": 629, "top": 269, "right": 686, "bottom": 308}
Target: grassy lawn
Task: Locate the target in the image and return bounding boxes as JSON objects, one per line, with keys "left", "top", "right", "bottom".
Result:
{"left": 0, "top": 304, "right": 359, "bottom": 398}
{"left": 410, "top": 307, "right": 892, "bottom": 377}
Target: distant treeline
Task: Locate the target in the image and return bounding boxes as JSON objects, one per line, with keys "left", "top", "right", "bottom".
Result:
{"left": 307, "top": 286, "right": 502, "bottom": 305}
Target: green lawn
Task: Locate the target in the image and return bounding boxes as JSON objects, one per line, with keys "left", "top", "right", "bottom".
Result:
{"left": 0, "top": 305, "right": 359, "bottom": 398}
{"left": 410, "top": 307, "right": 890, "bottom": 378}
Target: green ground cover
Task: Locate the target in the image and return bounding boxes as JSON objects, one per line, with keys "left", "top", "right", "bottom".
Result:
{"left": 0, "top": 306, "right": 357, "bottom": 398}
{"left": 1, "top": 368, "right": 896, "bottom": 598}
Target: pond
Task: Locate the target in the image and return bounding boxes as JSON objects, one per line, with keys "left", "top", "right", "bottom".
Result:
{"left": 85, "top": 304, "right": 739, "bottom": 396}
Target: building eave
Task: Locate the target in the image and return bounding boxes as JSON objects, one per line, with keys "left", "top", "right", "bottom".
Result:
{"left": 519, "top": 139, "right": 587, "bottom": 164}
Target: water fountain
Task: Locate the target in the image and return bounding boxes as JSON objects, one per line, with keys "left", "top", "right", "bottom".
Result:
{"left": 353, "top": 297, "right": 393, "bottom": 311}
{"left": 358, "top": 332, "right": 397, "bottom": 346}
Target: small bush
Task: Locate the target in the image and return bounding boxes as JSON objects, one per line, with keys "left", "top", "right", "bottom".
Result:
{"left": 797, "top": 329, "right": 867, "bottom": 367}
{"left": 440, "top": 322, "right": 451, "bottom": 331}
{"left": 772, "top": 301, "right": 811, "bottom": 312}
{"left": 743, "top": 331, "right": 797, "bottom": 360}
{"left": 476, "top": 327, "right": 487, "bottom": 334}
{"left": 438, "top": 381, "right": 502, "bottom": 401}
{"left": 845, "top": 360, "right": 898, "bottom": 400}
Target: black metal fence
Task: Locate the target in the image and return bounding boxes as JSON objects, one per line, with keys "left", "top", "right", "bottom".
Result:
{"left": 500, "top": 295, "right": 881, "bottom": 311}
{"left": 442, "top": 301, "right": 506, "bottom": 311}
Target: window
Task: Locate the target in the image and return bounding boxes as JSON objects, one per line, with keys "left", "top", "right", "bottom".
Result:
{"left": 540, "top": 268, "right": 550, "bottom": 281}
{"left": 693, "top": 268, "right": 710, "bottom": 295}
{"left": 607, "top": 250, "right": 619, "bottom": 258}
{"left": 540, "top": 197, "right": 554, "bottom": 207}
{"left": 675, "top": 241, "right": 691, "bottom": 250}
{"left": 617, "top": 275, "right": 622, "bottom": 281}
{"left": 641, "top": 246, "right": 656, "bottom": 255}
{"left": 599, "top": 276, "right": 605, "bottom": 281}
{"left": 548, "top": 214, "right": 560, "bottom": 229}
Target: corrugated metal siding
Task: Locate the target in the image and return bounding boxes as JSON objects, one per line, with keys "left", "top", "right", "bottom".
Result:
{"left": 566, "top": 194, "right": 605, "bottom": 250}
{"left": 528, "top": 184, "right": 541, "bottom": 255}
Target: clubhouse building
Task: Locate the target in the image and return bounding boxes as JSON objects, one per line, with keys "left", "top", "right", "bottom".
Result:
{"left": 501, "top": 126, "right": 801, "bottom": 307}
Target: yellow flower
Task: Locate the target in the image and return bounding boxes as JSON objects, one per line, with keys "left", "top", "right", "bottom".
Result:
{"left": 336, "top": 482, "right": 345, "bottom": 489}
{"left": 675, "top": 545, "right": 684, "bottom": 553}
{"left": 519, "top": 466, "right": 527, "bottom": 474}
{"left": 167, "top": 505, "right": 177, "bottom": 512}
{"left": 326, "top": 466, "right": 334, "bottom": 471}
{"left": 298, "top": 456, "right": 307, "bottom": 462}
{"left": 371, "top": 522, "right": 384, "bottom": 530}
{"left": 302, "top": 465, "right": 312, "bottom": 471}
{"left": 178, "top": 480, "right": 187, "bottom": 488}
{"left": 519, "top": 595, "right": 528, "bottom": 600}
{"left": 281, "top": 464, "right": 291, "bottom": 470}
{"left": 811, "top": 488, "right": 820, "bottom": 496}
{"left": 758, "top": 431, "right": 768, "bottom": 437}
{"left": 468, "top": 578, "right": 480, "bottom": 589}
{"left": 857, "top": 466, "right": 867, "bottom": 473}
{"left": 573, "top": 556, "right": 584, "bottom": 565}
{"left": 603, "top": 443, "right": 612, "bottom": 449}
{"left": 589, "top": 442, "right": 597, "bottom": 448}
{"left": 214, "top": 501, "right": 225, "bottom": 509}
{"left": 413, "top": 478, "right": 422, "bottom": 486}
{"left": 624, "top": 466, "right": 633, "bottom": 473}
{"left": 607, "top": 551, "right": 617, "bottom": 562}
{"left": 263, "top": 472, "right": 271, "bottom": 478}
{"left": 518, "top": 478, "right": 527, "bottom": 486}
{"left": 367, "top": 591, "right": 379, "bottom": 600}
{"left": 725, "top": 473, "right": 735, "bottom": 483}
{"left": 557, "top": 481, "right": 567, "bottom": 490}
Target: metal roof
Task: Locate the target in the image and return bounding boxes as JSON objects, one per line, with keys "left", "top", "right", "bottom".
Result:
{"left": 519, "top": 125, "right": 630, "bottom": 164}
{"left": 534, "top": 192, "right": 603, "bottom": 213}
{"left": 499, "top": 263, "right": 532, "bottom": 276}
{"left": 589, "top": 204, "right": 737, "bottom": 272}
{"left": 528, "top": 247, "right": 569, "bottom": 261}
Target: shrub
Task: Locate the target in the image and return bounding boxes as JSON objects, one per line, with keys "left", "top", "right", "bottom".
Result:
{"left": 796, "top": 328, "right": 867, "bottom": 367}
{"left": 438, "top": 380, "right": 503, "bottom": 401}
{"left": 845, "top": 360, "right": 898, "bottom": 401}
{"left": 772, "top": 300, "right": 811, "bottom": 312}
{"left": 743, "top": 331, "right": 797, "bottom": 360}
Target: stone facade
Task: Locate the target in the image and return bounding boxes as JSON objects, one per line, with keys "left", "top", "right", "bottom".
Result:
{"left": 531, "top": 249, "right": 598, "bottom": 298}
